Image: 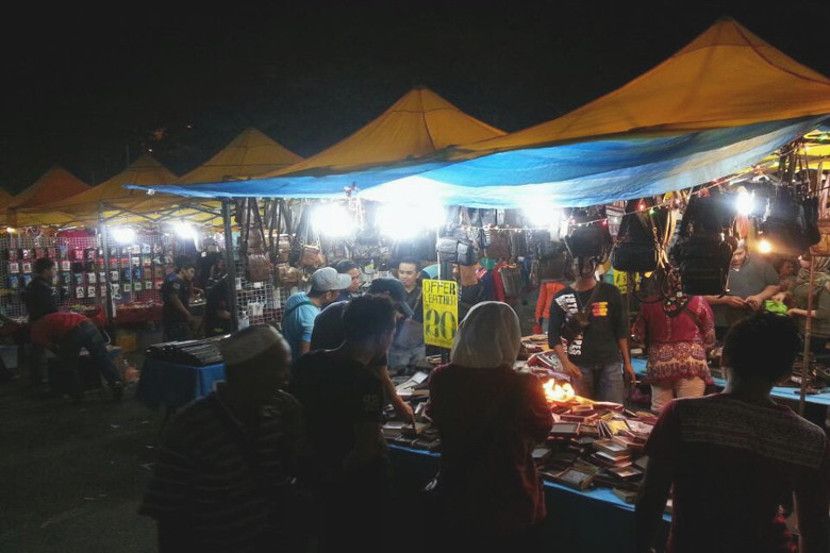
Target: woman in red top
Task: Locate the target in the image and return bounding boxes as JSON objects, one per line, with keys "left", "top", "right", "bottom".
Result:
{"left": 428, "top": 301, "right": 552, "bottom": 548}
{"left": 632, "top": 270, "right": 715, "bottom": 412}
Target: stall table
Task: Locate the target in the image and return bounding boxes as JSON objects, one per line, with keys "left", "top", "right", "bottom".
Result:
{"left": 388, "top": 443, "right": 670, "bottom": 553}
{"left": 631, "top": 358, "right": 830, "bottom": 407}
{"left": 136, "top": 359, "right": 225, "bottom": 411}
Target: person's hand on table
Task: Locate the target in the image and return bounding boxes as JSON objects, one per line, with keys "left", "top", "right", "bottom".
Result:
{"left": 394, "top": 397, "right": 416, "bottom": 426}
{"left": 561, "top": 358, "right": 582, "bottom": 380}
{"left": 745, "top": 295, "right": 765, "bottom": 311}
{"left": 723, "top": 296, "right": 747, "bottom": 309}
{"left": 787, "top": 308, "right": 809, "bottom": 317}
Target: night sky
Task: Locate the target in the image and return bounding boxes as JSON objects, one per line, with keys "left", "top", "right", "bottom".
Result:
{"left": 3, "top": 1, "right": 830, "bottom": 191}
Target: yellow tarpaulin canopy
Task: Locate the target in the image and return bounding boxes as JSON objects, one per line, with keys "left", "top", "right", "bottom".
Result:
{"left": 16, "top": 155, "right": 183, "bottom": 226}
{"left": 5, "top": 167, "right": 90, "bottom": 226}
{"left": 461, "top": 18, "right": 830, "bottom": 155}
{"left": 259, "top": 86, "right": 505, "bottom": 177}
{"left": 177, "top": 128, "right": 303, "bottom": 184}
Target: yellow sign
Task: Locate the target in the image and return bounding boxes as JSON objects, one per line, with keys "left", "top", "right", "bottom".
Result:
{"left": 612, "top": 270, "right": 641, "bottom": 294}
{"left": 422, "top": 279, "right": 459, "bottom": 349}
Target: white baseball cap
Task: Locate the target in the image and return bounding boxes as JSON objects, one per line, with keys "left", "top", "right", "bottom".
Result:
{"left": 310, "top": 267, "right": 352, "bottom": 292}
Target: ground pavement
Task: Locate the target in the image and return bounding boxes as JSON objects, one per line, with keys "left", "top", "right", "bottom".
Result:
{"left": 0, "top": 376, "right": 161, "bottom": 553}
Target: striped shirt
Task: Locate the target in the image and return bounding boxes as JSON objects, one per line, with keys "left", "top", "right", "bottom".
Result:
{"left": 139, "top": 389, "right": 305, "bottom": 553}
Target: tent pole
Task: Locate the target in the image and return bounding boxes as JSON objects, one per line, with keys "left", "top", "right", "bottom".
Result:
{"left": 800, "top": 255, "right": 816, "bottom": 416}
{"left": 222, "top": 200, "right": 239, "bottom": 332}
{"left": 98, "top": 204, "right": 116, "bottom": 335}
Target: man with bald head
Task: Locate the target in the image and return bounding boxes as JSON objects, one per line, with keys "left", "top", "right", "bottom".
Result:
{"left": 140, "top": 325, "right": 307, "bottom": 552}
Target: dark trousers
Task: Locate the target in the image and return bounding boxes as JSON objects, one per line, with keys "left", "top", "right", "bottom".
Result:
{"left": 58, "top": 321, "right": 121, "bottom": 387}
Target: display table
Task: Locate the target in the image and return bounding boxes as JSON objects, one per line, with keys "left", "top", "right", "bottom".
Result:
{"left": 631, "top": 358, "right": 830, "bottom": 407}
{"left": 388, "top": 444, "right": 670, "bottom": 553}
{"left": 136, "top": 359, "right": 225, "bottom": 409}
{"left": 114, "top": 303, "right": 163, "bottom": 325}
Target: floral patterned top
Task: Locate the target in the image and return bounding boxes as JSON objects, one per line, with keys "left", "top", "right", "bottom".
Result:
{"left": 632, "top": 296, "right": 715, "bottom": 385}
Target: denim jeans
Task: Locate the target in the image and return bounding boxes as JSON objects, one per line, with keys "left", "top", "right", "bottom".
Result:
{"left": 59, "top": 320, "right": 121, "bottom": 387}
{"left": 574, "top": 360, "right": 625, "bottom": 404}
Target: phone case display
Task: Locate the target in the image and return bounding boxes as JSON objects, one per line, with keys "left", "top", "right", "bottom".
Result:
{"left": 0, "top": 230, "right": 177, "bottom": 319}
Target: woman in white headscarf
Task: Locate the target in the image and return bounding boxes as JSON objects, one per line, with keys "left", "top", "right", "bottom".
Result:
{"left": 427, "top": 302, "right": 552, "bottom": 549}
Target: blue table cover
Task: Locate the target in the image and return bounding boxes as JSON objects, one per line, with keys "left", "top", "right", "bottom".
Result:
{"left": 632, "top": 358, "right": 830, "bottom": 407}
{"left": 136, "top": 359, "right": 226, "bottom": 408}
{"left": 388, "top": 444, "right": 670, "bottom": 553}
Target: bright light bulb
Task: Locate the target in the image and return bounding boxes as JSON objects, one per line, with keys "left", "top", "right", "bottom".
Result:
{"left": 172, "top": 222, "right": 196, "bottom": 240}
{"left": 312, "top": 203, "right": 354, "bottom": 237}
{"left": 523, "top": 203, "right": 562, "bottom": 228}
{"left": 111, "top": 227, "right": 136, "bottom": 245}
{"left": 758, "top": 238, "right": 773, "bottom": 254}
{"left": 377, "top": 202, "right": 445, "bottom": 240}
{"left": 736, "top": 189, "right": 755, "bottom": 217}
{"left": 5, "top": 227, "right": 15, "bottom": 234}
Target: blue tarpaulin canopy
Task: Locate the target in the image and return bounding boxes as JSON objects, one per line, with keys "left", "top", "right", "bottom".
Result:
{"left": 126, "top": 19, "right": 830, "bottom": 208}
{"left": 128, "top": 116, "right": 826, "bottom": 207}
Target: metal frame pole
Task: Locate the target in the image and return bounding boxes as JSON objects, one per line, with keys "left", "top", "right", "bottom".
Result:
{"left": 222, "top": 200, "right": 239, "bottom": 332}
{"left": 98, "top": 205, "right": 115, "bottom": 334}
{"left": 800, "top": 255, "right": 816, "bottom": 416}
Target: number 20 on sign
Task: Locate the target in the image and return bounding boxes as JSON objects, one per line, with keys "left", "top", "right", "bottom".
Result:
{"left": 422, "top": 279, "right": 459, "bottom": 349}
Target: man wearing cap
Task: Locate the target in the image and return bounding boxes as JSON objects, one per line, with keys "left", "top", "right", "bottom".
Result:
{"left": 140, "top": 325, "right": 308, "bottom": 552}
{"left": 291, "top": 295, "right": 397, "bottom": 552}
{"left": 282, "top": 267, "right": 351, "bottom": 360}
{"left": 309, "top": 277, "right": 416, "bottom": 424}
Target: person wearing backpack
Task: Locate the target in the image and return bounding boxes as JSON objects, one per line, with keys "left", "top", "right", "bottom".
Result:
{"left": 282, "top": 267, "right": 351, "bottom": 361}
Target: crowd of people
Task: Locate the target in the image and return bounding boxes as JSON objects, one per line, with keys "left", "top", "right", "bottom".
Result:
{"left": 9, "top": 239, "right": 830, "bottom": 552}
{"left": 134, "top": 243, "right": 830, "bottom": 553}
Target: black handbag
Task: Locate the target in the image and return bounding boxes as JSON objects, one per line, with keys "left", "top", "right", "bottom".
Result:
{"left": 671, "top": 235, "right": 734, "bottom": 295}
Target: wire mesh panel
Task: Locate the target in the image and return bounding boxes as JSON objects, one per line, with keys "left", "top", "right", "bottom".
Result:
{"left": 0, "top": 232, "right": 102, "bottom": 320}
{"left": 233, "top": 259, "right": 289, "bottom": 327}
{"left": 106, "top": 231, "right": 174, "bottom": 306}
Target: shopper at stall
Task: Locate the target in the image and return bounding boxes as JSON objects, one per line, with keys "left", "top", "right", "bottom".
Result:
{"left": 203, "top": 256, "right": 231, "bottom": 337}
{"left": 390, "top": 258, "right": 426, "bottom": 370}
{"left": 788, "top": 254, "right": 830, "bottom": 357}
{"left": 548, "top": 256, "right": 634, "bottom": 403}
{"left": 333, "top": 259, "right": 362, "bottom": 301}
{"left": 282, "top": 267, "right": 351, "bottom": 360}
{"left": 635, "top": 313, "right": 830, "bottom": 553}
{"left": 291, "top": 295, "right": 396, "bottom": 553}
{"left": 161, "top": 257, "right": 196, "bottom": 341}
{"left": 30, "top": 310, "right": 123, "bottom": 401}
{"left": 705, "top": 240, "right": 780, "bottom": 338}
{"left": 140, "top": 325, "right": 307, "bottom": 553}
{"left": 632, "top": 269, "right": 715, "bottom": 412}
{"left": 428, "top": 301, "right": 551, "bottom": 548}
{"left": 309, "top": 278, "right": 416, "bottom": 424}
{"left": 25, "top": 258, "right": 59, "bottom": 391}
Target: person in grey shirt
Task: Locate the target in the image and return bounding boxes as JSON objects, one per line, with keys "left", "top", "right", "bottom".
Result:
{"left": 705, "top": 241, "right": 780, "bottom": 338}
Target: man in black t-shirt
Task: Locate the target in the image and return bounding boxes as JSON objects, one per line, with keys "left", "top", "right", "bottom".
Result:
{"left": 548, "top": 256, "right": 634, "bottom": 403}
{"left": 25, "top": 258, "right": 59, "bottom": 390}
{"left": 291, "top": 295, "right": 397, "bottom": 553}
{"left": 25, "top": 258, "right": 58, "bottom": 322}
{"left": 161, "top": 257, "right": 196, "bottom": 341}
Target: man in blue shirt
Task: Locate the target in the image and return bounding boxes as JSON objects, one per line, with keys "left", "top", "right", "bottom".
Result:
{"left": 282, "top": 267, "right": 351, "bottom": 360}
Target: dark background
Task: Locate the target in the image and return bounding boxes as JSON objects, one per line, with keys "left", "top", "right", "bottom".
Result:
{"left": 2, "top": 1, "right": 829, "bottom": 191}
